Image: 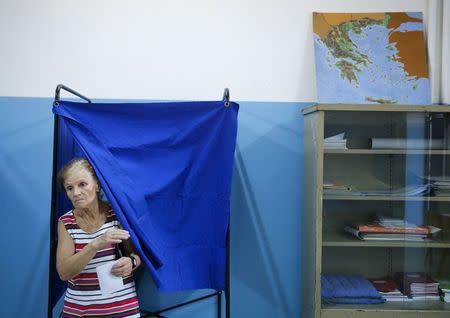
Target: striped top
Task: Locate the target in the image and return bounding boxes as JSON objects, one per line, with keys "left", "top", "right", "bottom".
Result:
{"left": 59, "top": 209, "right": 140, "bottom": 318}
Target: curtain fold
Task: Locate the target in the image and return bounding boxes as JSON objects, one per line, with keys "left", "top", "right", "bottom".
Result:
{"left": 52, "top": 100, "right": 238, "bottom": 292}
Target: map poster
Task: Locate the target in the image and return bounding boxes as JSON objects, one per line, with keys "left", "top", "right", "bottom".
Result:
{"left": 313, "top": 12, "right": 431, "bottom": 105}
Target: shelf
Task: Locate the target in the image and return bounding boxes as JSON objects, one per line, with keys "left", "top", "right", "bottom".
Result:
{"left": 303, "top": 106, "right": 450, "bottom": 318}
{"left": 323, "top": 231, "right": 450, "bottom": 248}
{"left": 323, "top": 194, "right": 450, "bottom": 202}
{"left": 302, "top": 104, "right": 450, "bottom": 115}
{"left": 321, "top": 300, "right": 450, "bottom": 312}
{"left": 325, "top": 149, "right": 450, "bottom": 155}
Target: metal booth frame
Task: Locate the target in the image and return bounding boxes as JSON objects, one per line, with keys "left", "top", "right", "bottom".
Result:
{"left": 48, "top": 84, "right": 231, "bottom": 318}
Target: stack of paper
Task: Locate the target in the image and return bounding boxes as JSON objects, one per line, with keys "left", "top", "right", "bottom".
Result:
{"left": 441, "top": 291, "right": 450, "bottom": 302}
{"left": 436, "top": 278, "right": 450, "bottom": 303}
{"left": 369, "top": 278, "right": 411, "bottom": 302}
{"left": 425, "top": 176, "right": 450, "bottom": 196}
{"left": 377, "top": 216, "right": 441, "bottom": 235}
{"left": 371, "top": 138, "right": 444, "bottom": 150}
{"left": 395, "top": 272, "right": 440, "bottom": 300}
{"left": 357, "top": 184, "right": 430, "bottom": 197}
{"left": 377, "top": 216, "right": 419, "bottom": 228}
{"left": 324, "top": 133, "right": 347, "bottom": 149}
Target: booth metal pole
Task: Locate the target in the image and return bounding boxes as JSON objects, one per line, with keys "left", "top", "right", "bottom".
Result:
{"left": 47, "top": 109, "right": 59, "bottom": 318}
{"left": 48, "top": 84, "right": 91, "bottom": 318}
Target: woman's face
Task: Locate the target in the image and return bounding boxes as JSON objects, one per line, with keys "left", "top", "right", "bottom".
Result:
{"left": 63, "top": 167, "right": 99, "bottom": 209}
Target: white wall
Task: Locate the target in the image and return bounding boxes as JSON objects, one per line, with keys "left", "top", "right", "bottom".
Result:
{"left": 441, "top": 1, "right": 450, "bottom": 104}
{"left": 0, "top": 0, "right": 428, "bottom": 101}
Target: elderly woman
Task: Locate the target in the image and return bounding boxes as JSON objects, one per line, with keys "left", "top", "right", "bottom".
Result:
{"left": 56, "top": 158, "right": 141, "bottom": 317}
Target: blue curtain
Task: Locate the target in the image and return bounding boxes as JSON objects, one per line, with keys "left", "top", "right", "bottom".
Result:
{"left": 52, "top": 100, "right": 238, "bottom": 292}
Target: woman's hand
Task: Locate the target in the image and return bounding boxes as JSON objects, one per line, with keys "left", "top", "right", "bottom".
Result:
{"left": 111, "top": 257, "right": 133, "bottom": 277}
{"left": 91, "top": 229, "right": 130, "bottom": 250}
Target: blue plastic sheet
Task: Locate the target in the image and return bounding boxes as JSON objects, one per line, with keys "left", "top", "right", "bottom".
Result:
{"left": 53, "top": 100, "right": 238, "bottom": 291}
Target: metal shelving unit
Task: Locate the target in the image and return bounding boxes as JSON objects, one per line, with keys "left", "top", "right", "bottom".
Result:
{"left": 302, "top": 104, "right": 450, "bottom": 318}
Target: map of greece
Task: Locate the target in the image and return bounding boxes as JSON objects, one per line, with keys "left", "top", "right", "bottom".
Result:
{"left": 313, "top": 12, "right": 430, "bottom": 104}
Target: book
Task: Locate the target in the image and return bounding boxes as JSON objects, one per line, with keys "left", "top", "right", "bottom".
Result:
{"left": 370, "top": 278, "right": 398, "bottom": 293}
{"left": 351, "top": 223, "right": 431, "bottom": 235}
{"left": 369, "top": 277, "right": 411, "bottom": 302}
{"left": 344, "top": 226, "right": 427, "bottom": 241}
{"left": 395, "top": 272, "right": 439, "bottom": 298}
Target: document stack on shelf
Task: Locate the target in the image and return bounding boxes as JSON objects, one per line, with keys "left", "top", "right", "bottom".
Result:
{"left": 344, "top": 216, "right": 441, "bottom": 241}
{"left": 371, "top": 138, "right": 444, "bottom": 150}
{"left": 395, "top": 272, "right": 440, "bottom": 300}
{"left": 324, "top": 133, "right": 347, "bottom": 149}
{"left": 424, "top": 176, "right": 450, "bottom": 196}
{"left": 324, "top": 185, "right": 431, "bottom": 198}
{"left": 357, "top": 184, "right": 430, "bottom": 197}
{"left": 377, "top": 216, "right": 441, "bottom": 236}
{"left": 377, "top": 216, "right": 418, "bottom": 228}
{"left": 436, "top": 278, "right": 450, "bottom": 303}
{"left": 369, "top": 278, "right": 411, "bottom": 301}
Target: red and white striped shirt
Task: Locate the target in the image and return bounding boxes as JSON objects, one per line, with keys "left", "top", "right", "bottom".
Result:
{"left": 60, "top": 209, "right": 140, "bottom": 318}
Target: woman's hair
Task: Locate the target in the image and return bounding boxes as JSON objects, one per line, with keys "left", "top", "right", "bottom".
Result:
{"left": 58, "top": 158, "right": 99, "bottom": 192}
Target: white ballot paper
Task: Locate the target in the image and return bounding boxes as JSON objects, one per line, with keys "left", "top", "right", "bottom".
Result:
{"left": 96, "top": 261, "right": 124, "bottom": 294}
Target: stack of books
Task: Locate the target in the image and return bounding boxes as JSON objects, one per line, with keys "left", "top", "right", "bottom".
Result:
{"left": 344, "top": 216, "right": 441, "bottom": 241}
{"left": 344, "top": 223, "right": 431, "bottom": 241}
{"left": 369, "top": 278, "right": 410, "bottom": 301}
{"left": 324, "top": 133, "right": 347, "bottom": 149}
{"left": 395, "top": 272, "right": 440, "bottom": 300}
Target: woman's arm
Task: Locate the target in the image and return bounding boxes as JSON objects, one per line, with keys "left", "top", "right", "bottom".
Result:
{"left": 56, "top": 221, "right": 130, "bottom": 281}
{"left": 56, "top": 220, "right": 98, "bottom": 281}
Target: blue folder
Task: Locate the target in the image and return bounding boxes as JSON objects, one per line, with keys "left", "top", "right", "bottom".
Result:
{"left": 321, "top": 274, "right": 384, "bottom": 304}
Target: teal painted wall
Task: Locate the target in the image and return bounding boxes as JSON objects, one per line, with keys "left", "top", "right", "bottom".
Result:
{"left": 0, "top": 97, "right": 54, "bottom": 317}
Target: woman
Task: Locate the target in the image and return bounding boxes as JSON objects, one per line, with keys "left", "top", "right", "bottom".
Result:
{"left": 56, "top": 158, "right": 141, "bottom": 317}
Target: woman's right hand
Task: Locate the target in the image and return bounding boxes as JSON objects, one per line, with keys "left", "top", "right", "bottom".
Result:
{"left": 91, "top": 229, "right": 130, "bottom": 250}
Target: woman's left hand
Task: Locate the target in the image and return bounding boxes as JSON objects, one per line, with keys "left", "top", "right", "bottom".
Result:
{"left": 111, "top": 257, "right": 132, "bottom": 277}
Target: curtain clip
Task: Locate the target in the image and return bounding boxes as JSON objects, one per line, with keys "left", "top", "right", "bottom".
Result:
{"left": 222, "top": 88, "right": 230, "bottom": 107}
